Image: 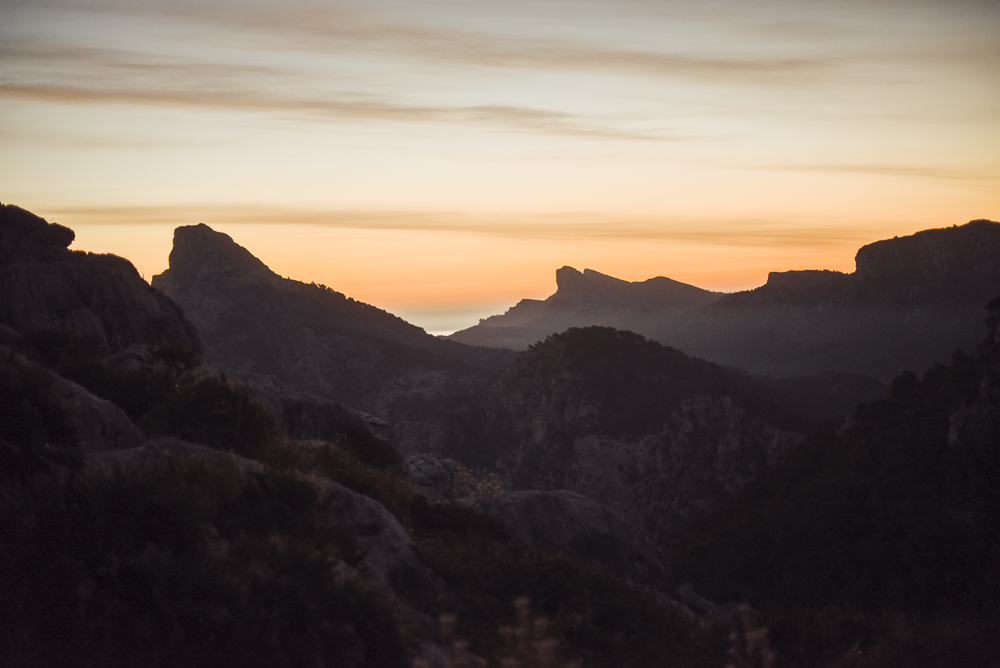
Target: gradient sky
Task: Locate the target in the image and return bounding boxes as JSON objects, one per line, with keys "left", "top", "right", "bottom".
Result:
{"left": 2, "top": 0, "right": 998, "bottom": 332}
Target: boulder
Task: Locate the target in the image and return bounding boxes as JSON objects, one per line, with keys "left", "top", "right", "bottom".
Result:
{"left": 408, "top": 454, "right": 458, "bottom": 495}
{"left": 473, "top": 490, "right": 674, "bottom": 592}
{"left": 315, "top": 477, "right": 435, "bottom": 601}
{"left": 208, "top": 370, "right": 407, "bottom": 474}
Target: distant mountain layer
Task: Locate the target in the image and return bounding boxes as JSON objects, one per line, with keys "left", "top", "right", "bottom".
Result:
{"left": 152, "top": 224, "right": 513, "bottom": 452}
{"left": 450, "top": 220, "right": 1000, "bottom": 379}
{"left": 461, "top": 266, "right": 720, "bottom": 345}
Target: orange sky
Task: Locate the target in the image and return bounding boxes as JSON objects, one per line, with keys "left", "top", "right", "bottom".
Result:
{"left": 2, "top": 0, "right": 998, "bottom": 332}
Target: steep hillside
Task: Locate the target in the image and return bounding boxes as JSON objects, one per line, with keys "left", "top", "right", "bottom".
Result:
{"left": 152, "top": 224, "right": 513, "bottom": 453}
{"left": 440, "top": 326, "right": 809, "bottom": 542}
{"left": 667, "top": 297, "right": 1000, "bottom": 666}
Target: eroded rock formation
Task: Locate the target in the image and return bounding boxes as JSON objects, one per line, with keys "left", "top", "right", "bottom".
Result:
{"left": 0, "top": 203, "right": 201, "bottom": 355}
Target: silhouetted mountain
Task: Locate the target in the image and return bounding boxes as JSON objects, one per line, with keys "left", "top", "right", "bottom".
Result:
{"left": 453, "top": 266, "right": 720, "bottom": 350}
{"left": 0, "top": 203, "right": 200, "bottom": 355}
{"left": 5, "top": 203, "right": 998, "bottom": 665}
{"left": 152, "top": 223, "right": 514, "bottom": 454}
{"left": 451, "top": 220, "right": 1000, "bottom": 380}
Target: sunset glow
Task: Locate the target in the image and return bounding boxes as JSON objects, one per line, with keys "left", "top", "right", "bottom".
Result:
{"left": 2, "top": 0, "right": 998, "bottom": 332}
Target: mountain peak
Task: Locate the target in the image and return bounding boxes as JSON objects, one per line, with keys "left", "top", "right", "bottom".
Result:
{"left": 166, "top": 224, "right": 277, "bottom": 283}
{"left": 555, "top": 266, "right": 585, "bottom": 291}
{"left": 0, "top": 203, "right": 76, "bottom": 266}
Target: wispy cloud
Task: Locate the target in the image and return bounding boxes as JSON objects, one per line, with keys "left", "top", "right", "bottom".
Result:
{"left": 137, "top": 5, "right": 844, "bottom": 86}
{"left": 0, "top": 82, "right": 688, "bottom": 141}
{"left": 47, "top": 202, "right": 880, "bottom": 248}
{"left": 764, "top": 163, "right": 1000, "bottom": 184}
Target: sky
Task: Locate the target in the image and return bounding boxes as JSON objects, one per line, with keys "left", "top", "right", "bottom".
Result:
{"left": 2, "top": 0, "right": 998, "bottom": 333}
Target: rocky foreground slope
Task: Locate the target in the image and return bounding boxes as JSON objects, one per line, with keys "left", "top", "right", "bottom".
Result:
{"left": 452, "top": 220, "right": 1000, "bottom": 380}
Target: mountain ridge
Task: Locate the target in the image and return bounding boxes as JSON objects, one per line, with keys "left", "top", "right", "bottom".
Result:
{"left": 451, "top": 219, "right": 1000, "bottom": 380}
{"left": 152, "top": 223, "right": 515, "bottom": 455}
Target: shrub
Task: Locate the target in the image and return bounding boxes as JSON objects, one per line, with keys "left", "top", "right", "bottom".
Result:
{"left": 0, "top": 453, "right": 408, "bottom": 668}
{"left": 140, "top": 376, "right": 283, "bottom": 459}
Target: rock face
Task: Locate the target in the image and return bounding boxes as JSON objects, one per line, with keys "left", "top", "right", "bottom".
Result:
{"left": 474, "top": 490, "right": 674, "bottom": 592}
{"left": 228, "top": 372, "right": 406, "bottom": 473}
{"left": 408, "top": 454, "right": 459, "bottom": 495}
{"left": 1, "top": 345, "right": 145, "bottom": 452}
{"left": 152, "top": 223, "right": 512, "bottom": 454}
{"left": 451, "top": 220, "right": 1000, "bottom": 380}
{"left": 443, "top": 327, "right": 806, "bottom": 542}
{"left": 85, "top": 438, "right": 434, "bottom": 602}
{"left": 0, "top": 204, "right": 201, "bottom": 355}
{"left": 315, "top": 477, "right": 435, "bottom": 600}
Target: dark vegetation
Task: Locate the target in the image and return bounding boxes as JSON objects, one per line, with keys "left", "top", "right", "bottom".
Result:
{"left": 11, "top": 329, "right": 195, "bottom": 422}
{"left": 0, "top": 454, "right": 408, "bottom": 667}
{"left": 440, "top": 326, "right": 809, "bottom": 471}
{"left": 668, "top": 300, "right": 1000, "bottom": 666}
{"left": 1, "top": 330, "right": 726, "bottom": 667}
{"left": 515, "top": 327, "right": 806, "bottom": 436}
{"left": 1, "top": 336, "right": 410, "bottom": 667}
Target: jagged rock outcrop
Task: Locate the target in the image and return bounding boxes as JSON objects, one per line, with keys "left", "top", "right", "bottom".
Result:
{"left": 0, "top": 204, "right": 201, "bottom": 355}
{"left": 853, "top": 221, "right": 1000, "bottom": 304}
{"left": 1, "top": 345, "right": 144, "bottom": 452}
{"left": 224, "top": 372, "right": 407, "bottom": 473}
{"left": 497, "top": 393, "right": 804, "bottom": 542}
{"left": 450, "top": 220, "right": 1000, "bottom": 381}
{"left": 152, "top": 223, "right": 512, "bottom": 454}
{"left": 473, "top": 490, "right": 674, "bottom": 591}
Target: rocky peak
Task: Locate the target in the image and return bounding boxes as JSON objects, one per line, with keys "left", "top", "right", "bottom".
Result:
{"left": 554, "top": 265, "right": 587, "bottom": 292}
{"left": 165, "top": 223, "right": 279, "bottom": 285}
{"left": 551, "top": 265, "right": 719, "bottom": 310}
{"left": 853, "top": 219, "right": 1000, "bottom": 304}
{"left": 0, "top": 203, "right": 76, "bottom": 266}
{"left": 0, "top": 204, "right": 201, "bottom": 355}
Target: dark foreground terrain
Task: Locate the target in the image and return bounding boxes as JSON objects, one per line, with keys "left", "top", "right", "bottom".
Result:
{"left": 2, "top": 202, "right": 999, "bottom": 667}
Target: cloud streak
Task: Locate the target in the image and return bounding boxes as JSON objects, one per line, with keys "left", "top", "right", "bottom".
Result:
{"left": 130, "top": 4, "right": 846, "bottom": 87}
{"left": 765, "top": 164, "right": 1000, "bottom": 184}
{"left": 47, "top": 203, "right": 881, "bottom": 248}
{"left": 0, "top": 82, "right": 690, "bottom": 141}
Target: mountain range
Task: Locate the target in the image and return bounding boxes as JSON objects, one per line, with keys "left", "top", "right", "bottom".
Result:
{"left": 4, "top": 201, "right": 999, "bottom": 666}
{"left": 451, "top": 220, "right": 1000, "bottom": 380}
